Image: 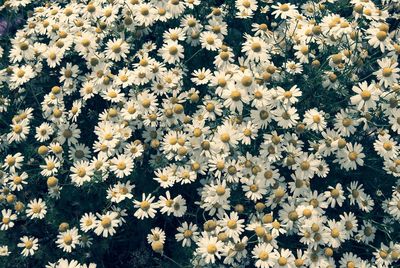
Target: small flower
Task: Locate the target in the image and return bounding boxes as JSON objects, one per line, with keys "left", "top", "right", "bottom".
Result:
{"left": 175, "top": 222, "right": 199, "bottom": 247}
{"left": 17, "top": 236, "right": 39, "bottom": 257}
{"left": 94, "top": 212, "right": 120, "bottom": 238}
{"left": 56, "top": 227, "right": 81, "bottom": 253}
{"left": 133, "top": 193, "right": 158, "bottom": 220}
{"left": 0, "top": 209, "right": 17, "bottom": 230}
{"left": 196, "top": 233, "right": 224, "bottom": 264}
{"left": 26, "top": 198, "right": 47, "bottom": 220}
{"left": 0, "top": 245, "right": 10, "bottom": 256}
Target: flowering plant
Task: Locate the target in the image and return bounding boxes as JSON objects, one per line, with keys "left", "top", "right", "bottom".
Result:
{"left": 0, "top": 0, "right": 400, "bottom": 267}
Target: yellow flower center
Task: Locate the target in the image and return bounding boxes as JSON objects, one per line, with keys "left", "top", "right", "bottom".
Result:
{"left": 25, "top": 240, "right": 33, "bottom": 249}
{"left": 346, "top": 261, "right": 356, "bottom": 268}
{"left": 63, "top": 234, "right": 73, "bottom": 245}
{"left": 254, "top": 90, "right": 263, "bottom": 99}
{"left": 259, "top": 251, "right": 269, "bottom": 261}
{"left": 220, "top": 133, "right": 230, "bottom": 143}
{"left": 251, "top": 42, "right": 261, "bottom": 52}
{"left": 183, "top": 230, "right": 193, "bottom": 238}
{"left": 219, "top": 52, "right": 229, "bottom": 61}
{"left": 288, "top": 211, "right": 298, "bottom": 221}
{"left": 295, "top": 259, "right": 304, "bottom": 267}
{"left": 282, "top": 112, "right": 290, "bottom": 120}
{"left": 165, "top": 199, "right": 173, "bottom": 207}
{"left": 379, "top": 250, "right": 388, "bottom": 259}
{"left": 312, "top": 115, "right": 321, "bottom": 123}
{"left": 216, "top": 186, "right": 226, "bottom": 196}
{"left": 169, "top": 46, "right": 178, "bottom": 55}
{"left": 376, "top": 31, "right": 387, "bottom": 41}
{"left": 49, "top": 52, "right": 57, "bottom": 60}
{"left": 32, "top": 204, "right": 42, "bottom": 214}
{"left": 255, "top": 226, "right": 265, "bottom": 237}
{"left": 300, "top": 161, "right": 310, "bottom": 170}
{"left": 85, "top": 219, "right": 93, "bottom": 226}
{"left": 16, "top": 70, "right": 25, "bottom": 78}
{"left": 272, "top": 221, "right": 281, "bottom": 229}
{"left": 342, "top": 118, "right": 352, "bottom": 127}
{"left": 244, "top": 128, "right": 252, "bottom": 136}
{"left": 117, "top": 162, "right": 126, "bottom": 170}
{"left": 278, "top": 257, "right": 288, "bottom": 266}
{"left": 311, "top": 223, "right": 320, "bottom": 232}
{"left": 241, "top": 76, "right": 253, "bottom": 87}
{"left": 206, "top": 103, "right": 215, "bottom": 112}
{"left": 300, "top": 46, "right": 309, "bottom": 54}
{"left": 47, "top": 161, "right": 56, "bottom": 170}
{"left": 77, "top": 167, "right": 86, "bottom": 177}
{"left": 101, "top": 217, "right": 111, "bottom": 228}
{"left": 383, "top": 141, "right": 392, "bottom": 151}
{"left": 303, "top": 209, "right": 312, "bottom": 218}
{"left": 81, "top": 39, "right": 91, "bottom": 47}
{"left": 206, "top": 36, "right": 215, "bottom": 45}
{"left": 279, "top": 4, "right": 289, "bottom": 11}
{"left": 230, "top": 90, "right": 242, "bottom": 101}
{"left": 250, "top": 184, "right": 258, "bottom": 192}
{"left": 382, "top": 67, "right": 392, "bottom": 77}
{"left": 207, "top": 244, "right": 217, "bottom": 254}
{"left": 140, "top": 200, "right": 150, "bottom": 211}
{"left": 345, "top": 221, "right": 353, "bottom": 230}
{"left": 227, "top": 219, "right": 237, "bottom": 229}
{"left": 242, "top": 0, "right": 251, "bottom": 8}
{"left": 140, "top": 7, "right": 149, "bottom": 16}
{"left": 348, "top": 152, "right": 358, "bottom": 161}
{"left": 331, "top": 188, "right": 340, "bottom": 198}
{"left": 13, "top": 125, "right": 23, "bottom": 134}
{"left": 108, "top": 91, "right": 118, "bottom": 98}
{"left": 104, "top": 9, "right": 112, "bottom": 17}
{"left": 13, "top": 176, "right": 22, "bottom": 184}
{"left": 331, "top": 228, "right": 340, "bottom": 238}
{"left": 361, "top": 90, "right": 371, "bottom": 100}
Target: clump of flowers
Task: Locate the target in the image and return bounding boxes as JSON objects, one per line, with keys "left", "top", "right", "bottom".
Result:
{"left": 0, "top": 0, "right": 400, "bottom": 267}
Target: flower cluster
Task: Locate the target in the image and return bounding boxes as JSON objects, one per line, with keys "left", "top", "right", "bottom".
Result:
{"left": 0, "top": 0, "right": 400, "bottom": 267}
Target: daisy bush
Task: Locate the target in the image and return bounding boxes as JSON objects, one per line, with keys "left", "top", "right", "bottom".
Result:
{"left": 0, "top": 0, "right": 400, "bottom": 267}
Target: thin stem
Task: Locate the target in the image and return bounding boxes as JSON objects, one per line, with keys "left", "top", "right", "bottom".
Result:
{"left": 162, "top": 253, "right": 185, "bottom": 268}
{"left": 184, "top": 48, "right": 204, "bottom": 64}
